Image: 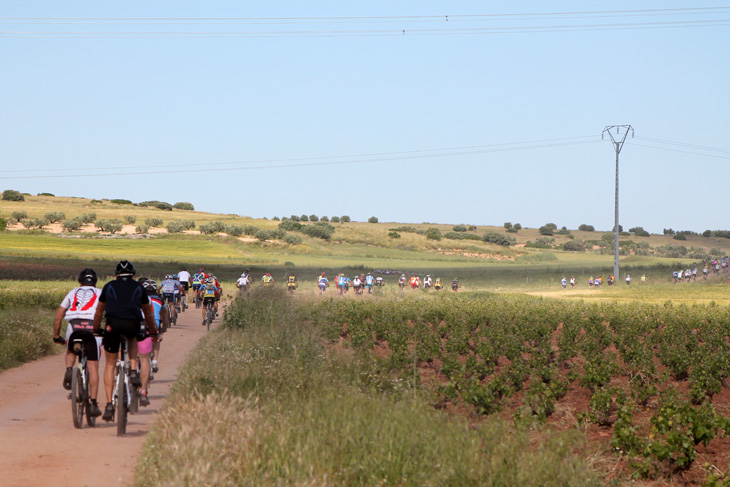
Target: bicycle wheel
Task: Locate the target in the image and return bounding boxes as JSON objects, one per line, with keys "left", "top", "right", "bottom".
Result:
{"left": 71, "top": 367, "right": 83, "bottom": 429}
{"left": 206, "top": 305, "right": 213, "bottom": 330}
{"left": 116, "top": 371, "right": 127, "bottom": 437}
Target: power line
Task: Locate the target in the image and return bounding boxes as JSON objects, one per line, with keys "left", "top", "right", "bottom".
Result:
{"left": 0, "top": 138, "right": 601, "bottom": 180}
{"left": 631, "top": 143, "right": 730, "bottom": 160}
{"left": 634, "top": 136, "right": 730, "bottom": 153}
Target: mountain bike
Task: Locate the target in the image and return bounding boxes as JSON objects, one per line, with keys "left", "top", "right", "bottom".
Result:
{"left": 181, "top": 293, "right": 188, "bottom": 312}
{"left": 204, "top": 301, "right": 215, "bottom": 330}
{"left": 68, "top": 333, "right": 96, "bottom": 429}
{"left": 113, "top": 336, "right": 133, "bottom": 437}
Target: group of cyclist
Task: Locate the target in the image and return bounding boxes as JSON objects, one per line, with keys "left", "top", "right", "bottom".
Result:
{"left": 53, "top": 262, "right": 220, "bottom": 427}
{"left": 398, "top": 274, "right": 460, "bottom": 292}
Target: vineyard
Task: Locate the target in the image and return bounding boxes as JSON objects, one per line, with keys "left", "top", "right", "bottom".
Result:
{"left": 306, "top": 293, "right": 730, "bottom": 483}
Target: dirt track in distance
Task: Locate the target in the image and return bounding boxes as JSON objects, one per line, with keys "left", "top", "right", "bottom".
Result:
{"left": 0, "top": 305, "right": 214, "bottom": 487}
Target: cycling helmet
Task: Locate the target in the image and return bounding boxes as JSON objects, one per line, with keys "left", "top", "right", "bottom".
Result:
{"left": 115, "top": 260, "right": 136, "bottom": 277}
{"left": 142, "top": 279, "right": 158, "bottom": 294}
{"left": 181, "top": 267, "right": 187, "bottom": 271}
{"left": 165, "top": 274, "right": 172, "bottom": 279}
{"left": 173, "top": 274, "right": 179, "bottom": 279}
{"left": 77, "top": 268, "right": 98, "bottom": 286}
{"left": 205, "top": 277, "right": 214, "bottom": 284}
{"left": 137, "top": 276, "right": 148, "bottom": 283}
{"left": 245, "top": 268, "right": 250, "bottom": 273}
{"left": 321, "top": 272, "right": 325, "bottom": 276}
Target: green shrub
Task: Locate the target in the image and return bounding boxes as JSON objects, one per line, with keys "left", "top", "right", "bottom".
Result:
{"left": 90, "top": 199, "right": 102, "bottom": 204}
{"left": 138, "top": 200, "right": 173, "bottom": 211}
{"left": 95, "top": 219, "right": 123, "bottom": 234}
{"left": 444, "top": 232, "right": 481, "bottom": 241}
{"left": 80, "top": 213, "right": 96, "bottom": 224}
{"left": 468, "top": 225, "right": 477, "bottom": 231}
{"left": 31, "top": 218, "right": 50, "bottom": 229}
{"left": 44, "top": 212, "right": 65, "bottom": 223}
{"left": 0, "top": 218, "right": 6, "bottom": 231}
{"left": 483, "top": 231, "right": 515, "bottom": 247}
{"left": 424, "top": 228, "right": 442, "bottom": 241}
{"left": 124, "top": 215, "right": 137, "bottom": 224}
{"left": 167, "top": 221, "right": 185, "bottom": 234}
{"left": 506, "top": 227, "right": 518, "bottom": 233}
{"left": 283, "top": 234, "right": 303, "bottom": 245}
{"left": 37, "top": 192, "right": 54, "bottom": 197}
{"left": 21, "top": 219, "right": 34, "bottom": 229}
{"left": 629, "top": 226, "right": 650, "bottom": 237}
{"left": 578, "top": 224, "right": 595, "bottom": 232}
{"left": 199, "top": 221, "right": 226, "bottom": 235}
{"left": 563, "top": 240, "right": 586, "bottom": 252}
{"left": 174, "top": 202, "right": 195, "bottom": 211}
{"left": 673, "top": 234, "right": 687, "bottom": 241}
{"left": 300, "top": 215, "right": 309, "bottom": 222}
{"left": 279, "top": 220, "right": 303, "bottom": 232}
{"left": 513, "top": 223, "right": 522, "bottom": 230}
{"left": 110, "top": 199, "right": 133, "bottom": 205}
{"left": 703, "top": 230, "right": 712, "bottom": 237}
{"left": 330, "top": 216, "right": 340, "bottom": 223}
{"left": 503, "top": 222, "right": 512, "bottom": 230}
{"left": 538, "top": 225, "right": 554, "bottom": 236}
{"left": 180, "top": 219, "right": 196, "bottom": 230}
{"left": 368, "top": 216, "right": 379, "bottom": 223}
{"left": 341, "top": 215, "right": 351, "bottom": 222}
{"left": 309, "top": 214, "right": 319, "bottom": 222}
{"left": 225, "top": 225, "right": 244, "bottom": 237}
{"left": 145, "top": 218, "right": 164, "bottom": 228}
{"left": 388, "top": 231, "right": 401, "bottom": 239}
{"left": 453, "top": 224, "right": 467, "bottom": 232}
{"left": 272, "top": 216, "right": 280, "bottom": 221}
{"left": 243, "top": 225, "right": 259, "bottom": 236}
{"left": 290, "top": 215, "right": 300, "bottom": 222}
{"left": 320, "top": 216, "right": 328, "bottom": 222}
{"left": 2, "top": 190, "right": 24, "bottom": 201}
{"left": 136, "top": 224, "right": 149, "bottom": 234}
{"left": 270, "top": 229, "right": 286, "bottom": 240}
{"left": 62, "top": 217, "right": 84, "bottom": 232}
{"left": 11, "top": 211, "right": 27, "bottom": 220}
{"left": 302, "top": 223, "right": 334, "bottom": 240}
{"left": 255, "top": 229, "right": 273, "bottom": 241}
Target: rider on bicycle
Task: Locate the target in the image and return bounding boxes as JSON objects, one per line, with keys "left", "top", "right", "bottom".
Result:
{"left": 161, "top": 274, "right": 183, "bottom": 321}
{"left": 198, "top": 277, "right": 219, "bottom": 325}
{"left": 318, "top": 273, "right": 329, "bottom": 294}
{"left": 137, "top": 279, "right": 167, "bottom": 406}
{"left": 261, "top": 272, "right": 274, "bottom": 286}
{"left": 365, "top": 272, "right": 375, "bottom": 294}
{"left": 287, "top": 273, "right": 298, "bottom": 293}
{"left": 53, "top": 268, "right": 104, "bottom": 418}
{"left": 236, "top": 269, "right": 252, "bottom": 291}
{"left": 94, "top": 261, "right": 158, "bottom": 421}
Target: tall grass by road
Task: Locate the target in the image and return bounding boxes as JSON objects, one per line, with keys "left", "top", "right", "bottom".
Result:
{"left": 135, "top": 287, "right": 599, "bottom": 487}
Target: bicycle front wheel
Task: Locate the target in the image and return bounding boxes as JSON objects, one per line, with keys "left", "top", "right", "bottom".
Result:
{"left": 71, "top": 367, "right": 83, "bottom": 429}
{"left": 116, "top": 371, "right": 127, "bottom": 437}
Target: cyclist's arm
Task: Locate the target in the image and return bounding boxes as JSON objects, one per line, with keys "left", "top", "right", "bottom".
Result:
{"left": 142, "top": 302, "right": 158, "bottom": 334}
{"left": 93, "top": 302, "right": 106, "bottom": 332}
{"left": 52, "top": 306, "right": 67, "bottom": 339}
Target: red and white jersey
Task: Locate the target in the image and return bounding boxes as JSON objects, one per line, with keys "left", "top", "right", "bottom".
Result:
{"left": 59, "top": 285, "right": 102, "bottom": 321}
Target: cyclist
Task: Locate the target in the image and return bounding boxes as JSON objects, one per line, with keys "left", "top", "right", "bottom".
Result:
{"left": 561, "top": 277, "right": 567, "bottom": 289}
{"left": 93, "top": 260, "right": 158, "bottom": 421}
{"left": 52, "top": 268, "right": 103, "bottom": 418}
{"left": 142, "top": 279, "right": 168, "bottom": 374}
{"left": 625, "top": 274, "right": 631, "bottom": 285}
{"left": 160, "top": 274, "right": 181, "bottom": 323}
{"left": 171, "top": 274, "right": 185, "bottom": 312}
{"left": 451, "top": 278, "right": 460, "bottom": 292}
{"left": 236, "top": 269, "right": 252, "bottom": 292}
{"left": 287, "top": 273, "right": 298, "bottom": 294}
{"left": 192, "top": 268, "right": 205, "bottom": 302}
{"left": 137, "top": 279, "right": 167, "bottom": 407}
{"left": 365, "top": 272, "right": 375, "bottom": 294}
{"left": 434, "top": 277, "right": 443, "bottom": 291}
{"left": 352, "top": 275, "right": 363, "bottom": 294}
{"left": 261, "top": 272, "right": 274, "bottom": 286}
{"left": 337, "top": 273, "right": 346, "bottom": 295}
{"left": 398, "top": 274, "right": 406, "bottom": 291}
{"left": 423, "top": 275, "right": 432, "bottom": 289}
{"left": 318, "top": 273, "right": 329, "bottom": 294}
{"left": 198, "top": 277, "right": 219, "bottom": 325}
{"left": 375, "top": 275, "right": 384, "bottom": 287}
{"left": 569, "top": 276, "right": 576, "bottom": 289}
{"left": 178, "top": 267, "right": 191, "bottom": 309}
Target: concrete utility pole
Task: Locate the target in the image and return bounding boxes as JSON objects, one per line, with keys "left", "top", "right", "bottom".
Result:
{"left": 602, "top": 125, "right": 634, "bottom": 283}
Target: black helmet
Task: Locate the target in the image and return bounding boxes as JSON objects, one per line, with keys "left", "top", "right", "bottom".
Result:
{"left": 115, "top": 260, "right": 136, "bottom": 277}
{"left": 142, "top": 279, "right": 158, "bottom": 294}
{"left": 137, "top": 276, "right": 148, "bottom": 283}
{"left": 77, "top": 268, "right": 98, "bottom": 286}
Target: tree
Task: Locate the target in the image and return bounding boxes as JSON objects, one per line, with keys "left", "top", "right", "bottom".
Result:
{"left": 145, "top": 218, "right": 163, "bottom": 228}
{"left": 44, "top": 212, "right": 65, "bottom": 223}
{"left": 124, "top": 215, "right": 137, "bottom": 224}
{"left": 173, "top": 202, "right": 195, "bottom": 210}
{"left": 663, "top": 228, "right": 675, "bottom": 235}
{"left": 629, "top": 226, "right": 650, "bottom": 237}
{"left": 538, "top": 225, "right": 554, "bottom": 236}
{"left": 563, "top": 240, "right": 586, "bottom": 252}
{"left": 341, "top": 215, "right": 351, "bottom": 222}
{"left": 11, "top": 211, "right": 27, "bottom": 220}
{"left": 483, "top": 231, "right": 515, "bottom": 247}
{"left": 309, "top": 214, "right": 319, "bottom": 222}
{"left": 503, "top": 222, "right": 512, "bottom": 229}
{"left": 513, "top": 223, "right": 522, "bottom": 230}
{"left": 453, "top": 224, "right": 467, "bottom": 232}
{"left": 95, "top": 219, "right": 123, "bottom": 234}
{"left": 62, "top": 217, "right": 83, "bottom": 232}
{"left": 368, "top": 216, "right": 379, "bottom": 223}
{"left": 330, "top": 216, "right": 340, "bottom": 223}
{"left": 300, "top": 215, "right": 309, "bottom": 222}
{"left": 703, "top": 230, "right": 712, "bottom": 237}
{"left": 167, "top": 221, "right": 186, "bottom": 234}
{"left": 320, "top": 216, "right": 329, "bottom": 222}
{"left": 424, "top": 228, "right": 442, "bottom": 241}
{"left": 578, "top": 224, "right": 595, "bottom": 232}
{"left": 2, "top": 190, "right": 24, "bottom": 201}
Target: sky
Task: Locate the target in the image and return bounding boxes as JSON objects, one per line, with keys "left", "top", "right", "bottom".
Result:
{"left": 1, "top": 1, "right": 728, "bottom": 234}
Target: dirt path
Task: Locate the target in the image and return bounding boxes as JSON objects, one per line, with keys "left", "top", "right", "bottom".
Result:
{"left": 0, "top": 304, "right": 216, "bottom": 487}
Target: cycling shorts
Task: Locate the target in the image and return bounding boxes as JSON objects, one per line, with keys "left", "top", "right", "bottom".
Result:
{"left": 103, "top": 317, "right": 141, "bottom": 354}
{"left": 162, "top": 292, "right": 175, "bottom": 303}
{"left": 181, "top": 282, "right": 189, "bottom": 291}
{"left": 192, "top": 283, "right": 201, "bottom": 291}
{"left": 138, "top": 336, "right": 153, "bottom": 355}
{"left": 319, "top": 283, "right": 326, "bottom": 290}
{"left": 203, "top": 297, "right": 216, "bottom": 307}
{"left": 67, "top": 329, "right": 101, "bottom": 361}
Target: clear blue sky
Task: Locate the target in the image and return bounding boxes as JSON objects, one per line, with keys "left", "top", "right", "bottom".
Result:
{"left": 1, "top": 1, "right": 728, "bottom": 234}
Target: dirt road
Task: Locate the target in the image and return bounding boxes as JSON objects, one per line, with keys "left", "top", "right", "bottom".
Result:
{"left": 0, "top": 305, "right": 214, "bottom": 487}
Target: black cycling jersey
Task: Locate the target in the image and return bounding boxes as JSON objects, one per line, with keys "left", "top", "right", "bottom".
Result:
{"left": 100, "top": 277, "right": 149, "bottom": 321}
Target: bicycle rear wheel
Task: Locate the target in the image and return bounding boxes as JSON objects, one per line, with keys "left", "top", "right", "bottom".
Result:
{"left": 130, "top": 384, "right": 139, "bottom": 415}
{"left": 71, "top": 367, "right": 83, "bottom": 429}
{"left": 83, "top": 366, "right": 96, "bottom": 427}
{"left": 116, "top": 371, "right": 127, "bottom": 437}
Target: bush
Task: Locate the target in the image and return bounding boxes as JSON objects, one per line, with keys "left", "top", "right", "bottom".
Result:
{"left": 90, "top": 199, "right": 102, "bottom": 204}
{"left": 628, "top": 226, "right": 650, "bottom": 237}
{"left": 578, "top": 224, "right": 595, "bottom": 232}
{"left": 388, "top": 231, "right": 401, "bottom": 239}
{"left": 136, "top": 224, "right": 149, "bottom": 234}
{"left": 506, "top": 227, "right": 518, "bottom": 233}
{"left": 0, "top": 218, "right": 6, "bottom": 231}
{"left": 302, "top": 223, "right": 335, "bottom": 241}
{"left": 309, "top": 214, "right": 319, "bottom": 222}
{"left": 563, "top": 240, "right": 586, "bottom": 252}
{"left": 145, "top": 218, "right": 164, "bottom": 228}
{"left": 243, "top": 225, "right": 259, "bottom": 236}
{"left": 173, "top": 202, "right": 195, "bottom": 211}
{"left": 167, "top": 221, "right": 185, "bottom": 234}
{"left": 80, "top": 213, "right": 96, "bottom": 224}
{"left": 503, "top": 222, "right": 512, "bottom": 229}
{"left": 330, "top": 216, "right": 340, "bottom": 223}
{"left": 31, "top": 218, "right": 50, "bottom": 229}
{"left": 320, "top": 216, "right": 329, "bottom": 222}
{"left": 37, "top": 192, "right": 54, "bottom": 197}
{"left": 62, "top": 217, "right": 84, "bottom": 232}
{"left": 279, "top": 220, "right": 303, "bottom": 232}
{"left": 424, "top": 228, "right": 442, "bottom": 241}
{"left": 673, "top": 234, "right": 687, "bottom": 241}
{"left": 513, "top": 223, "right": 522, "bottom": 230}
{"left": 199, "top": 221, "right": 225, "bottom": 235}
{"left": 283, "top": 234, "right": 303, "bottom": 245}
{"left": 138, "top": 200, "right": 173, "bottom": 211}
{"left": 124, "top": 215, "right": 137, "bottom": 224}
{"left": 300, "top": 215, "right": 309, "bottom": 222}
{"left": 556, "top": 227, "right": 571, "bottom": 235}
{"left": 254, "top": 229, "right": 273, "bottom": 241}
{"left": 368, "top": 216, "right": 379, "bottom": 224}
{"left": 290, "top": 215, "right": 300, "bottom": 222}
{"left": 20, "top": 219, "right": 34, "bottom": 229}
{"left": 110, "top": 199, "right": 133, "bottom": 205}
{"left": 272, "top": 216, "right": 280, "bottom": 221}
{"left": 483, "top": 231, "right": 515, "bottom": 247}
{"left": 444, "top": 232, "right": 482, "bottom": 241}
{"left": 44, "top": 212, "right": 65, "bottom": 223}
{"left": 270, "top": 229, "right": 286, "bottom": 240}
{"left": 11, "top": 211, "right": 27, "bottom": 220}
{"left": 341, "top": 215, "right": 351, "bottom": 222}
{"left": 180, "top": 219, "right": 196, "bottom": 230}
{"left": 703, "top": 230, "right": 712, "bottom": 237}
{"left": 453, "top": 224, "right": 467, "bottom": 232}
{"left": 95, "top": 219, "right": 123, "bottom": 234}
{"left": 225, "top": 225, "right": 244, "bottom": 237}
{"left": 538, "top": 225, "right": 554, "bottom": 236}
{"left": 2, "top": 190, "right": 24, "bottom": 201}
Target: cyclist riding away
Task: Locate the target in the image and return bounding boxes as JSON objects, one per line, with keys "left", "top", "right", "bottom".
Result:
{"left": 423, "top": 275, "right": 432, "bottom": 289}
{"left": 160, "top": 274, "right": 182, "bottom": 323}
{"left": 318, "top": 273, "right": 329, "bottom": 294}
{"left": 198, "top": 277, "right": 219, "bottom": 325}
{"left": 287, "top": 273, "right": 298, "bottom": 294}
{"left": 365, "top": 272, "right": 374, "bottom": 294}
{"left": 451, "top": 278, "right": 460, "bottom": 292}
{"left": 137, "top": 279, "right": 166, "bottom": 406}
{"left": 53, "top": 268, "right": 104, "bottom": 418}
{"left": 399, "top": 274, "right": 406, "bottom": 291}
{"left": 236, "top": 269, "right": 252, "bottom": 292}
{"left": 261, "top": 272, "right": 274, "bottom": 286}
{"left": 93, "top": 260, "right": 158, "bottom": 421}
{"left": 434, "top": 277, "right": 443, "bottom": 291}
{"left": 375, "top": 275, "right": 384, "bottom": 287}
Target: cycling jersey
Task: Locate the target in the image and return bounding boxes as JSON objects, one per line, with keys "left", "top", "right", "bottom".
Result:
{"left": 199, "top": 283, "right": 218, "bottom": 299}
{"left": 60, "top": 286, "right": 102, "bottom": 322}
{"left": 178, "top": 270, "right": 191, "bottom": 284}
{"left": 192, "top": 272, "right": 204, "bottom": 286}
{"left": 365, "top": 275, "right": 374, "bottom": 286}
{"left": 262, "top": 275, "right": 274, "bottom": 285}
{"left": 318, "top": 276, "right": 328, "bottom": 287}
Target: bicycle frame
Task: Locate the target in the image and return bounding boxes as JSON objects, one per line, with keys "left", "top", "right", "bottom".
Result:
{"left": 113, "top": 337, "right": 133, "bottom": 436}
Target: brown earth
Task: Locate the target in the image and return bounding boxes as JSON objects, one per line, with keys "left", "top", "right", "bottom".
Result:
{"left": 0, "top": 305, "right": 217, "bottom": 487}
